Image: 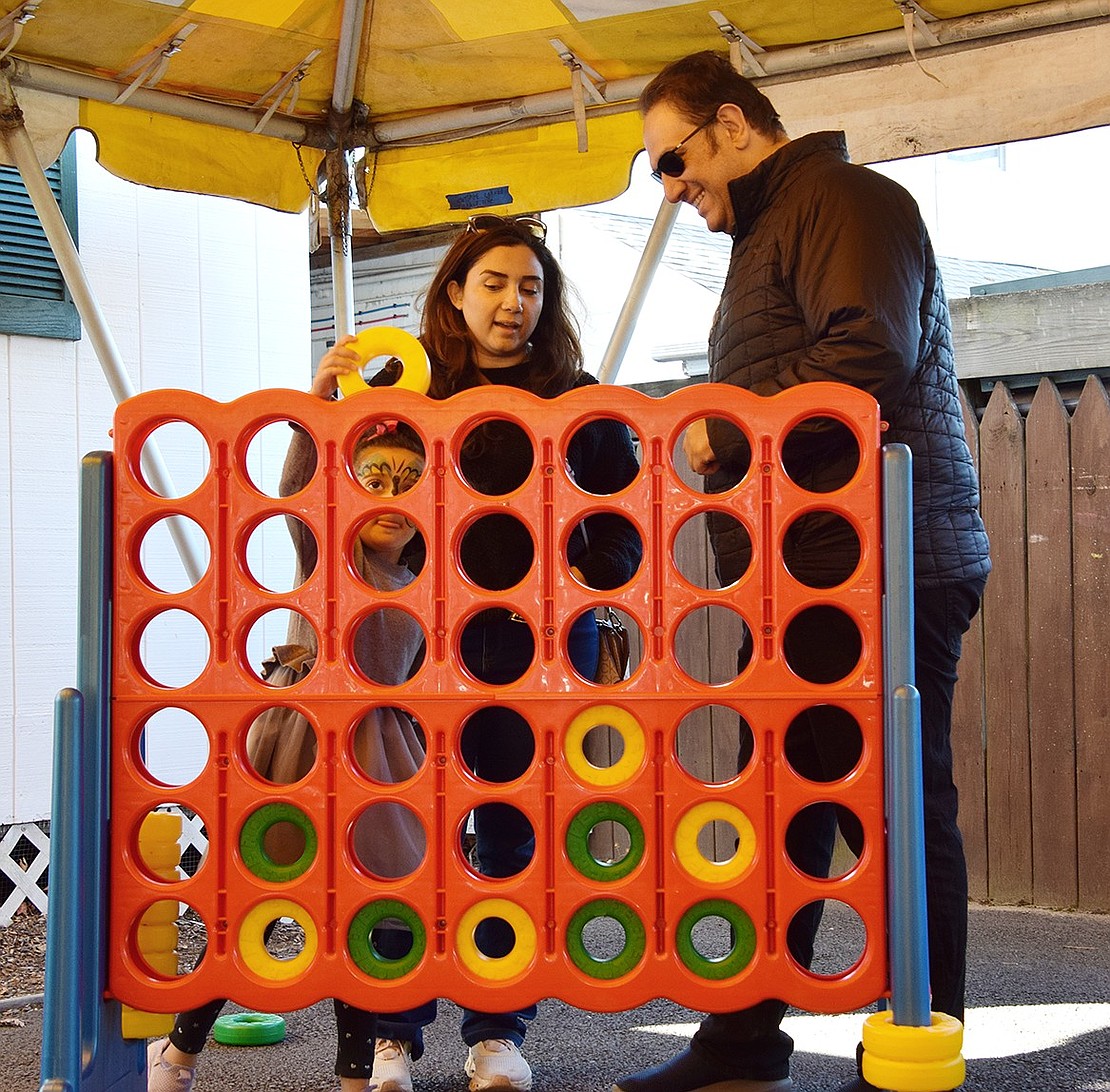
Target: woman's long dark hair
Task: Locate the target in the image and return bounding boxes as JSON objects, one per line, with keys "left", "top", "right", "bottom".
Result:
{"left": 420, "top": 221, "right": 583, "bottom": 398}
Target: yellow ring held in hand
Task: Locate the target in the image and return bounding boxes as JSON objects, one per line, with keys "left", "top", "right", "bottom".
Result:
{"left": 239, "top": 899, "right": 318, "bottom": 981}
{"left": 338, "top": 327, "right": 431, "bottom": 397}
{"left": 456, "top": 899, "right": 536, "bottom": 982}
{"left": 674, "top": 802, "right": 756, "bottom": 882}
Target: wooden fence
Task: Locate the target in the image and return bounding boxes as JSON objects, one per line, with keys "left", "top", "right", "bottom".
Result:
{"left": 953, "top": 374, "right": 1110, "bottom": 911}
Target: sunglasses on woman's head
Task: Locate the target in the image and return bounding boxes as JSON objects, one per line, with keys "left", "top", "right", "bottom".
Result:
{"left": 465, "top": 214, "right": 548, "bottom": 241}
{"left": 651, "top": 115, "right": 717, "bottom": 181}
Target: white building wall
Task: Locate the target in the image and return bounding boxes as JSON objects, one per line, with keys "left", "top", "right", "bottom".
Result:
{"left": 0, "top": 132, "right": 311, "bottom": 825}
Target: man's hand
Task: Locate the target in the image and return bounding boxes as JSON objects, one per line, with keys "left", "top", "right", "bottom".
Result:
{"left": 682, "top": 418, "right": 720, "bottom": 475}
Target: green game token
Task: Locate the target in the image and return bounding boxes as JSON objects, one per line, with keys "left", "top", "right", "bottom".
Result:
{"left": 212, "top": 1012, "right": 286, "bottom": 1045}
{"left": 676, "top": 899, "right": 756, "bottom": 980}
{"left": 348, "top": 899, "right": 426, "bottom": 979}
{"left": 566, "top": 898, "right": 646, "bottom": 980}
{"left": 239, "top": 803, "right": 317, "bottom": 882}
{"left": 565, "top": 801, "right": 645, "bottom": 882}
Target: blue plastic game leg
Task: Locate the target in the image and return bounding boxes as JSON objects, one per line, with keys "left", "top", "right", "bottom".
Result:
{"left": 40, "top": 452, "right": 146, "bottom": 1092}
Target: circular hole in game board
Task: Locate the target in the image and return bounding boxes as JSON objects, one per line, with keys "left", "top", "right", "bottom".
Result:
{"left": 784, "top": 705, "right": 864, "bottom": 783}
{"left": 350, "top": 607, "right": 427, "bottom": 685}
{"left": 242, "top": 609, "right": 316, "bottom": 684}
{"left": 243, "top": 514, "right": 312, "bottom": 593}
{"left": 264, "top": 914, "right": 308, "bottom": 963}
{"left": 458, "top": 418, "right": 533, "bottom": 495}
{"left": 566, "top": 512, "right": 642, "bottom": 590}
{"left": 349, "top": 416, "right": 426, "bottom": 484}
{"left": 672, "top": 510, "right": 751, "bottom": 590}
{"left": 460, "top": 804, "right": 535, "bottom": 880}
{"left": 582, "top": 722, "right": 625, "bottom": 770}
{"left": 672, "top": 417, "right": 751, "bottom": 493}
{"left": 135, "top": 515, "right": 210, "bottom": 593}
{"left": 688, "top": 911, "right": 736, "bottom": 963}
{"left": 674, "top": 605, "right": 751, "bottom": 684}
{"left": 580, "top": 913, "right": 630, "bottom": 962}
{"left": 473, "top": 913, "right": 518, "bottom": 959}
{"left": 573, "top": 606, "right": 641, "bottom": 686}
{"left": 781, "top": 416, "right": 860, "bottom": 494}
{"left": 244, "top": 419, "right": 314, "bottom": 498}
{"left": 351, "top": 801, "right": 427, "bottom": 880}
{"left": 244, "top": 705, "right": 318, "bottom": 785}
{"left": 369, "top": 915, "right": 417, "bottom": 962}
{"left": 458, "top": 513, "right": 534, "bottom": 590}
{"left": 564, "top": 418, "right": 643, "bottom": 495}
{"left": 459, "top": 611, "right": 535, "bottom": 685}
{"left": 674, "top": 705, "right": 754, "bottom": 784}
{"left": 786, "top": 803, "right": 864, "bottom": 880}
{"left": 132, "top": 900, "right": 206, "bottom": 980}
{"left": 783, "top": 605, "right": 862, "bottom": 684}
{"left": 139, "top": 421, "right": 210, "bottom": 498}
{"left": 782, "top": 510, "right": 861, "bottom": 589}
{"left": 793, "top": 898, "right": 867, "bottom": 978}
{"left": 694, "top": 817, "right": 744, "bottom": 868}
{"left": 137, "top": 609, "right": 210, "bottom": 687}
{"left": 350, "top": 707, "right": 426, "bottom": 784}
{"left": 350, "top": 511, "right": 426, "bottom": 579}
{"left": 460, "top": 706, "right": 535, "bottom": 782}
{"left": 138, "top": 707, "right": 209, "bottom": 786}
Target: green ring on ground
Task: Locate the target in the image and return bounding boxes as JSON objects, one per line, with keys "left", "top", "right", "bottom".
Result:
{"left": 676, "top": 899, "right": 756, "bottom": 980}
{"left": 212, "top": 1012, "right": 286, "bottom": 1046}
{"left": 566, "top": 898, "right": 646, "bottom": 980}
{"left": 565, "top": 802, "right": 645, "bottom": 882}
{"left": 348, "top": 899, "right": 426, "bottom": 979}
{"left": 239, "top": 803, "right": 317, "bottom": 882}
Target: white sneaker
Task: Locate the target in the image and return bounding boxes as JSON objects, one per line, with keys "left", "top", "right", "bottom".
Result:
{"left": 371, "top": 1039, "right": 414, "bottom": 1092}
{"left": 464, "top": 1039, "right": 533, "bottom": 1091}
{"left": 146, "top": 1039, "right": 196, "bottom": 1092}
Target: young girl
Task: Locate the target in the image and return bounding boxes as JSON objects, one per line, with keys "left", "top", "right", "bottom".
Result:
{"left": 318, "top": 215, "right": 642, "bottom": 1092}
{"left": 147, "top": 419, "right": 428, "bottom": 1092}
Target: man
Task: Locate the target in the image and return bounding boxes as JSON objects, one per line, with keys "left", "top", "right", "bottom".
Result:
{"left": 615, "top": 51, "right": 990, "bottom": 1092}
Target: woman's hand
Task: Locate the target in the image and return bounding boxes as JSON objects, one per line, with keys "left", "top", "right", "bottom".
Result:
{"left": 682, "top": 418, "right": 720, "bottom": 475}
{"left": 310, "top": 335, "right": 363, "bottom": 399}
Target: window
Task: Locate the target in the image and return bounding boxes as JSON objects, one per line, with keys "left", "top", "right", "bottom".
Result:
{"left": 0, "top": 136, "right": 80, "bottom": 340}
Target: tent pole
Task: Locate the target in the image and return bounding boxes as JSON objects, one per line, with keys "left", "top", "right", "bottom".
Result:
{"left": 595, "top": 197, "right": 679, "bottom": 384}
{"left": 0, "top": 77, "right": 204, "bottom": 583}
{"left": 326, "top": 149, "right": 356, "bottom": 339}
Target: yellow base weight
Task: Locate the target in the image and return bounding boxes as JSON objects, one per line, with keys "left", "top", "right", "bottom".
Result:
{"left": 125, "top": 813, "right": 183, "bottom": 1036}
{"left": 861, "top": 1012, "right": 965, "bottom": 1091}
{"left": 121, "top": 1005, "right": 174, "bottom": 1039}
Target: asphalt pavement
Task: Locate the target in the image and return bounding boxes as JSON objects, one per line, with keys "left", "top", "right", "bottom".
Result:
{"left": 6, "top": 903, "right": 1110, "bottom": 1091}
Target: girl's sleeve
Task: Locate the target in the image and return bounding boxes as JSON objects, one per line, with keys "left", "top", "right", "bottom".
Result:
{"left": 280, "top": 427, "right": 319, "bottom": 577}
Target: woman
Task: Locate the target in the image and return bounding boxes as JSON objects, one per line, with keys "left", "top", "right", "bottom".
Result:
{"left": 318, "top": 215, "right": 642, "bottom": 1092}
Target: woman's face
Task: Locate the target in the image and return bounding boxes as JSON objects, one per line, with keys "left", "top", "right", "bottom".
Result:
{"left": 354, "top": 442, "right": 425, "bottom": 561}
{"left": 447, "top": 243, "right": 544, "bottom": 369}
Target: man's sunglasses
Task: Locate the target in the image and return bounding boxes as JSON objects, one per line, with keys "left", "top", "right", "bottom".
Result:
{"left": 651, "top": 116, "right": 717, "bottom": 181}
{"left": 466, "top": 214, "right": 547, "bottom": 242}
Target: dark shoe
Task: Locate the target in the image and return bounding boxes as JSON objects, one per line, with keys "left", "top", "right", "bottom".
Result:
{"left": 612, "top": 1047, "right": 792, "bottom": 1092}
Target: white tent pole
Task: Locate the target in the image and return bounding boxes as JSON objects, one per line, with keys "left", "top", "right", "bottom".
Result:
{"left": 0, "top": 77, "right": 204, "bottom": 583}
{"left": 327, "top": 0, "right": 369, "bottom": 341}
{"left": 595, "top": 197, "right": 679, "bottom": 385}
{"left": 332, "top": 0, "right": 368, "bottom": 114}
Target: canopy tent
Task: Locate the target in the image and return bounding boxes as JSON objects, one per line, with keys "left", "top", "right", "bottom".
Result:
{"left": 2, "top": 0, "right": 1108, "bottom": 228}
{"left": 1, "top": 0, "right": 1106, "bottom": 493}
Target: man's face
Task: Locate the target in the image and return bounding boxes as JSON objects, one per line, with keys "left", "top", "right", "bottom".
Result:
{"left": 642, "top": 101, "right": 744, "bottom": 235}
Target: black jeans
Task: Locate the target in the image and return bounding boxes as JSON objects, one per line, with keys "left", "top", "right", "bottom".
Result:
{"left": 689, "top": 577, "right": 986, "bottom": 1081}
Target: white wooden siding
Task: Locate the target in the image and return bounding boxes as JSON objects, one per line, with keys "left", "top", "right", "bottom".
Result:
{"left": 0, "top": 132, "right": 311, "bottom": 824}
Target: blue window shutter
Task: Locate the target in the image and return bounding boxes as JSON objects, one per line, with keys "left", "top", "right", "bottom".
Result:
{"left": 0, "top": 136, "right": 80, "bottom": 340}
